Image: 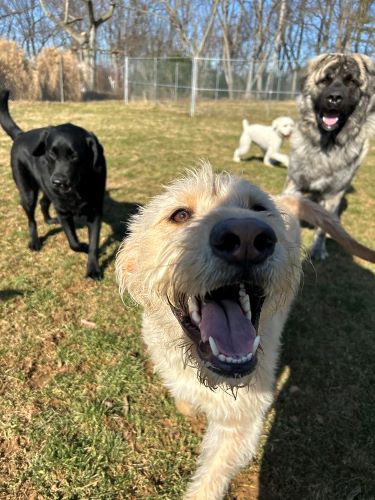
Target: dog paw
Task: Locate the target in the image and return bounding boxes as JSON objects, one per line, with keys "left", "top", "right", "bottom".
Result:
{"left": 29, "top": 239, "right": 42, "bottom": 251}
{"left": 310, "top": 246, "right": 329, "bottom": 261}
{"left": 86, "top": 267, "right": 103, "bottom": 281}
{"left": 71, "top": 242, "right": 89, "bottom": 253}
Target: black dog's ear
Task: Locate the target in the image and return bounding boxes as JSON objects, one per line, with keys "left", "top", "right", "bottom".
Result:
{"left": 86, "top": 132, "right": 104, "bottom": 172}
{"left": 31, "top": 129, "right": 50, "bottom": 156}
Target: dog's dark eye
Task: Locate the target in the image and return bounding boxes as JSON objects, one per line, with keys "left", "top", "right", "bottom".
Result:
{"left": 252, "top": 204, "right": 267, "bottom": 212}
{"left": 319, "top": 74, "right": 333, "bottom": 85}
{"left": 344, "top": 74, "right": 358, "bottom": 86}
{"left": 170, "top": 208, "right": 192, "bottom": 223}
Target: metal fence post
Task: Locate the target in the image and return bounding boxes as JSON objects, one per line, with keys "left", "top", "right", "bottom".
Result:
{"left": 153, "top": 57, "right": 158, "bottom": 102}
{"left": 124, "top": 56, "right": 129, "bottom": 103}
{"left": 174, "top": 62, "right": 179, "bottom": 101}
{"left": 245, "top": 59, "right": 254, "bottom": 99}
{"left": 291, "top": 69, "right": 297, "bottom": 99}
{"left": 215, "top": 62, "right": 220, "bottom": 100}
{"left": 276, "top": 68, "right": 281, "bottom": 100}
{"left": 190, "top": 56, "right": 198, "bottom": 117}
{"left": 59, "top": 53, "right": 64, "bottom": 103}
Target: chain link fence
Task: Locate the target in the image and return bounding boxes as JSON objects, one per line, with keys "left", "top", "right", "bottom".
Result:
{"left": 98, "top": 54, "right": 302, "bottom": 115}
{"left": 1, "top": 48, "right": 302, "bottom": 115}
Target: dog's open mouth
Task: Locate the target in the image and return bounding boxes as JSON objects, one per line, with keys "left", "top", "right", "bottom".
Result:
{"left": 172, "top": 283, "right": 265, "bottom": 379}
{"left": 52, "top": 184, "right": 72, "bottom": 194}
{"left": 318, "top": 112, "right": 341, "bottom": 131}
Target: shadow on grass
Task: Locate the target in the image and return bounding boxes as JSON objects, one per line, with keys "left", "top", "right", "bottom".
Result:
{"left": 100, "top": 190, "right": 140, "bottom": 271}
{"left": 240, "top": 155, "right": 287, "bottom": 168}
{"left": 242, "top": 155, "right": 264, "bottom": 162}
{"left": 259, "top": 244, "right": 375, "bottom": 499}
{"left": 33, "top": 190, "right": 139, "bottom": 276}
{"left": 0, "top": 289, "right": 24, "bottom": 301}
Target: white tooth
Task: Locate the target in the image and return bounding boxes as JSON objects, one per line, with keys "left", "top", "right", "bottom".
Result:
{"left": 191, "top": 310, "right": 201, "bottom": 325}
{"left": 245, "top": 311, "right": 252, "bottom": 321}
{"left": 239, "top": 293, "right": 250, "bottom": 312}
{"left": 218, "top": 354, "right": 226, "bottom": 362}
{"left": 239, "top": 283, "right": 245, "bottom": 289}
{"left": 188, "top": 296, "right": 199, "bottom": 313}
{"left": 208, "top": 336, "right": 219, "bottom": 357}
{"left": 246, "top": 352, "right": 253, "bottom": 361}
{"left": 252, "top": 336, "right": 260, "bottom": 355}
{"left": 226, "top": 356, "right": 234, "bottom": 363}
{"left": 241, "top": 356, "right": 247, "bottom": 363}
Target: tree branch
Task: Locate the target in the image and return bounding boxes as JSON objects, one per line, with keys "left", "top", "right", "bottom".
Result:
{"left": 39, "top": 0, "right": 86, "bottom": 44}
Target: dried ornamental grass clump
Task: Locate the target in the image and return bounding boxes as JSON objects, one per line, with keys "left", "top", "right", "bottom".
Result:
{"left": 35, "top": 48, "right": 82, "bottom": 101}
{"left": 0, "top": 39, "right": 36, "bottom": 99}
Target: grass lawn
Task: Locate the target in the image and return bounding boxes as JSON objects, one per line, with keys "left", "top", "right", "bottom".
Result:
{"left": 0, "top": 97, "right": 374, "bottom": 499}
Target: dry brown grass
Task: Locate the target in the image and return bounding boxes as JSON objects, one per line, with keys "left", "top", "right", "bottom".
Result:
{"left": 35, "top": 48, "right": 82, "bottom": 101}
{"left": 0, "top": 39, "right": 37, "bottom": 99}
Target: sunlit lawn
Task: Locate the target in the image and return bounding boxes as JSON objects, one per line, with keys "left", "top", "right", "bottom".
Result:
{"left": 0, "top": 97, "right": 374, "bottom": 499}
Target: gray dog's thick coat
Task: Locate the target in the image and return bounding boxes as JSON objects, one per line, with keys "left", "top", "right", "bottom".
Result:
{"left": 284, "top": 53, "right": 375, "bottom": 259}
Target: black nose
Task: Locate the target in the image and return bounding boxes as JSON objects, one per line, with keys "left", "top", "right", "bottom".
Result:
{"left": 327, "top": 92, "right": 343, "bottom": 105}
{"left": 51, "top": 175, "right": 69, "bottom": 188}
{"left": 210, "top": 217, "right": 277, "bottom": 265}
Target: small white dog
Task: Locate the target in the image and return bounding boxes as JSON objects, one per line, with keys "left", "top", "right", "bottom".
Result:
{"left": 233, "top": 116, "right": 295, "bottom": 167}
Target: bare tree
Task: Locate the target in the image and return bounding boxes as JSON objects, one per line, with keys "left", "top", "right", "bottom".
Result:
{"left": 244, "top": 0, "right": 279, "bottom": 98}
{"left": 266, "top": 0, "right": 287, "bottom": 94}
{"left": 38, "top": 0, "right": 116, "bottom": 90}
{"left": 217, "top": 0, "right": 245, "bottom": 98}
{"left": 159, "top": 0, "right": 220, "bottom": 57}
{"left": 0, "top": 0, "right": 64, "bottom": 56}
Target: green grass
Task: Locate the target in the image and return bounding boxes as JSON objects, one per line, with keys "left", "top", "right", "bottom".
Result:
{"left": 0, "top": 98, "right": 374, "bottom": 499}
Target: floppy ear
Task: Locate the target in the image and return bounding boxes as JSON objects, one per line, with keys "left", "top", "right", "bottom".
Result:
{"left": 31, "top": 129, "right": 50, "bottom": 156}
{"left": 271, "top": 118, "right": 280, "bottom": 131}
{"left": 86, "top": 133, "right": 104, "bottom": 172}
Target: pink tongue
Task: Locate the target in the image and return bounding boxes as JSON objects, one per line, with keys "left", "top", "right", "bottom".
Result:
{"left": 200, "top": 300, "right": 256, "bottom": 356}
{"left": 323, "top": 115, "right": 339, "bottom": 126}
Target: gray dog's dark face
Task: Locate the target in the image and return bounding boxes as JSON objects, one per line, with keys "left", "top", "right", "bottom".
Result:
{"left": 313, "top": 59, "right": 362, "bottom": 133}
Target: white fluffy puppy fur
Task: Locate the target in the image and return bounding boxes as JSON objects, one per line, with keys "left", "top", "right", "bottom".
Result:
{"left": 116, "top": 165, "right": 375, "bottom": 500}
{"left": 233, "top": 116, "right": 295, "bottom": 167}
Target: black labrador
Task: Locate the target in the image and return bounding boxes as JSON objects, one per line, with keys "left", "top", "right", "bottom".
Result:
{"left": 0, "top": 90, "right": 106, "bottom": 280}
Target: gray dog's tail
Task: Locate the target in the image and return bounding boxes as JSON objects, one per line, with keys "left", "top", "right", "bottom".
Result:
{"left": 0, "top": 90, "right": 23, "bottom": 140}
{"left": 279, "top": 194, "right": 375, "bottom": 263}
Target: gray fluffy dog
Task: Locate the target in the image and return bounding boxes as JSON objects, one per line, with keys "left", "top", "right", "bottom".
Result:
{"left": 284, "top": 52, "right": 375, "bottom": 259}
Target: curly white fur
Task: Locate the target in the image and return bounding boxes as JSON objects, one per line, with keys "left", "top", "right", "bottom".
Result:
{"left": 233, "top": 116, "right": 294, "bottom": 167}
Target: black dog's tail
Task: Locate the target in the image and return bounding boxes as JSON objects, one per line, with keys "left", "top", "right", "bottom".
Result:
{"left": 0, "top": 90, "right": 23, "bottom": 140}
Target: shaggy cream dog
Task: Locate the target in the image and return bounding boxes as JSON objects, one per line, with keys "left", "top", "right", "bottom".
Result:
{"left": 116, "top": 165, "right": 375, "bottom": 500}
{"left": 233, "top": 116, "right": 294, "bottom": 166}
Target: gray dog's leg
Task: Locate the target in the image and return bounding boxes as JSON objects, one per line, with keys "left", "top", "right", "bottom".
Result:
{"left": 310, "top": 190, "right": 346, "bottom": 260}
